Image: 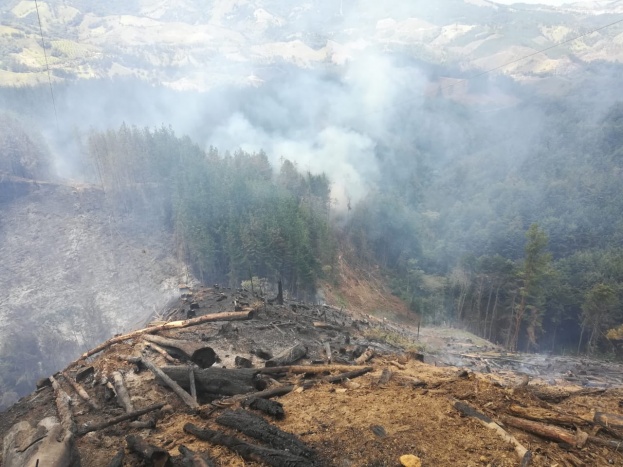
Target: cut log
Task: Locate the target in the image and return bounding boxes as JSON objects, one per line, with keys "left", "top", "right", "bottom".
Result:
{"left": 161, "top": 366, "right": 260, "bottom": 396}
{"left": 126, "top": 434, "right": 171, "bottom": 467}
{"left": 49, "top": 376, "right": 76, "bottom": 434}
{"left": 508, "top": 404, "right": 588, "bottom": 428}
{"left": 184, "top": 423, "right": 313, "bottom": 467}
{"left": 216, "top": 409, "right": 315, "bottom": 458}
{"left": 2, "top": 417, "right": 81, "bottom": 467}
{"left": 142, "top": 334, "right": 216, "bottom": 368}
{"left": 62, "top": 371, "right": 99, "bottom": 411}
{"left": 178, "top": 445, "right": 216, "bottom": 467}
{"left": 80, "top": 310, "right": 254, "bottom": 359}
{"left": 77, "top": 403, "right": 165, "bottom": 436}
{"left": 265, "top": 344, "right": 308, "bottom": 367}
{"left": 140, "top": 358, "right": 199, "bottom": 410}
{"left": 313, "top": 321, "right": 341, "bottom": 330}
{"left": 501, "top": 415, "right": 588, "bottom": 448}
{"left": 112, "top": 371, "right": 134, "bottom": 413}
{"left": 454, "top": 401, "right": 531, "bottom": 464}
{"left": 243, "top": 398, "right": 285, "bottom": 420}
{"left": 594, "top": 412, "right": 623, "bottom": 429}
{"left": 355, "top": 347, "right": 374, "bottom": 365}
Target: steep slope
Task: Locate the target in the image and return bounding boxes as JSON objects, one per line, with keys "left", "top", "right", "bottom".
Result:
{"left": 0, "top": 176, "right": 185, "bottom": 408}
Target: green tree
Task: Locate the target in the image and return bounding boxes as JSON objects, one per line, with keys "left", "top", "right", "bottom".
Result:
{"left": 508, "top": 224, "right": 552, "bottom": 351}
{"left": 580, "top": 283, "right": 619, "bottom": 354}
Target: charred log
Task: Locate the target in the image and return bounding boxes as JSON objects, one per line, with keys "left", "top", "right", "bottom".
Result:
{"left": 183, "top": 423, "right": 313, "bottom": 467}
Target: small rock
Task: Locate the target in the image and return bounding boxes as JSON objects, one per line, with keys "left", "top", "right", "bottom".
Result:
{"left": 400, "top": 454, "right": 422, "bottom": 467}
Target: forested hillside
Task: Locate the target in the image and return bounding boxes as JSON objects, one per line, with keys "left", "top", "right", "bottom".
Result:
{"left": 86, "top": 125, "right": 335, "bottom": 298}
{"left": 346, "top": 70, "right": 623, "bottom": 355}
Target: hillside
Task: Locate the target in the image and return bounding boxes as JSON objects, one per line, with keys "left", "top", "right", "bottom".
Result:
{"left": 0, "top": 174, "right": 185, "bottom": 408}
{"left": 3, "top": 286, "right": 623, "bottom": 466}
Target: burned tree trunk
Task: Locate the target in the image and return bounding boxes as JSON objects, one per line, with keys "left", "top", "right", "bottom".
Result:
{"left": 501, "top": 416, "right": 588, "bottom": 448}
{"left": 161, "top": 366, "right": 260, "bottom": 396}
{"left": 265, "top": 344, "right": 307, "bottom": 367}
{"left": 184, "top": 423, "right": 313, "bottom": 467}
{"left": 142, "top": 335, "right": 216, "bottom": 368}
{"left": 77, "top": 403, "right": 165, "bottom": 436}
{"left": 216, "top": 409, "right": 314, "bottom": 458}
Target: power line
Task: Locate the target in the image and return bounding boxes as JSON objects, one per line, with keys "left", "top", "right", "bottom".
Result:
{"left": 440, "top": 16, "right": 623, "bottom": 92}
{"left": 34, "top": 0, "right": 59, "bottom": 128}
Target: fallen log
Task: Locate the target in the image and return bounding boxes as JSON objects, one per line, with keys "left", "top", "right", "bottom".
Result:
{"left": 178, "top": 445, "right": 216, "bottom": 467}
{"left": 126, "top": 434, "right": 170, "bottom": 467}
{"left": 184, "top": 423, "right": 313, "bottom": 467}
{"left": 507, "top": 404, "right": 588, "bottom": 428}
{"left": 355, "top": 347, "right": 374, "bottom": 365}
{"left": 454, "top": 401, "right": 531, "bottom": 464}
{"left": 324, "top": 366, "right": 372, "bottom": 383}
{"left": 501, "top": 416, "right": 588, "bottom": 448}
{"left": 112, "top": 371, "right": 134, "bottom": 413}
{"left": 161, "top": 366, "right": 260, "bottom": 396}
{"left": 80, "top": 310, "right": 254, "bottom": 359}
{"left": 142, "top": 334, "right": 216, "bottom": 368}
{"left": 265, "top": 344, "right": 308, "bottom": 367}
{"left": 217, "top": 409, "right": 314, "bottom": 458}
{"left": 243, "top": 397, "right": 285, "bottom": 420}
{"left": 49, "top": 376, "right": 76, "bottom": 435}
{"left": 77, "top": 403, "right": 165, "bottom": 436}
{"left": 141, "top": 358, "right": 199, "bottom": 410}
{"left": 62, "top": 371, "right": 99, "bottom": 411}
{"left": 313, "top": 321, "right": 341, "bottom": 331}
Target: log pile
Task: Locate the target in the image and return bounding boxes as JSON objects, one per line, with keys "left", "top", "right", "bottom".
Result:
{"left": 4, "top": 285, "right": 623, "bottom": 466}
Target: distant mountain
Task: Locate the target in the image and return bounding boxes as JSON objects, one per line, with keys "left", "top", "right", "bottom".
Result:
{"left": 1, "top": 0, "right": 622, "bottom": 90}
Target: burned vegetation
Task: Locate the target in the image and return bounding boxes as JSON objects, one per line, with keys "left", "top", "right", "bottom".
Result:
{"left": 3, "top": 286, "right": 623, "bottom": 466}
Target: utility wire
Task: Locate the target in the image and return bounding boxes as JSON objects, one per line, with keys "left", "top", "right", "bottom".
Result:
{"left": 440, "top": 16, "right": 623, "bottom": 92}
{"left": 34, "top": 0, "right": 59, "bottom": 128}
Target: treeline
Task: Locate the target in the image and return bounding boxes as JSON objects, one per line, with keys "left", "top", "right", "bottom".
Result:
{"left": 87, "top": 124, "right": 335, "bottom": 298}
{"left": 345, "top": 90, "right": 623, "bottom": 355}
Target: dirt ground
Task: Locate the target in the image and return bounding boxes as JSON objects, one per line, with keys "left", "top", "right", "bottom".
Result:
{"left": 3, "top": 286, "right": 623, "bottom": 467}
